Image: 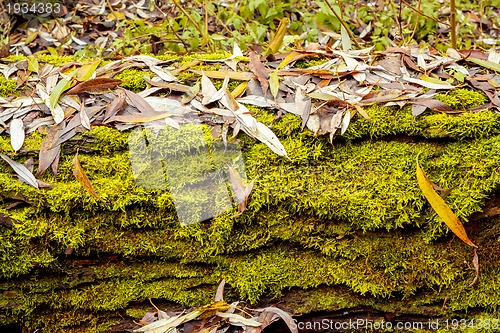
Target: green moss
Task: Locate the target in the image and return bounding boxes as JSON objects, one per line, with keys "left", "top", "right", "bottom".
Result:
{"left": 114, "top": 68, "right": 152, "bottom": 91}
{"left": 0, "top": 76, "right": 18, "bottom": 97}
{"left": 36, "top": 54, "right": 81, "bottom": 66}
{"left": 294, "top": 56, "right": 330, "bottom": 68}
{"left": 435, "top": 88, "right": 488, "bottom": 110}
{"left": 178, "top": 53, "right": 230, "bottom": 66}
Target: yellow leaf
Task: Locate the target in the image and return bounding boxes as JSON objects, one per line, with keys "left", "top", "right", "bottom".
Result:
{"left": 27, "top": 55, "right": 39, "bottom": 73}
{"left": 269, "top": 70, "right": 279, "bottom": 99}
{"left": 416, "top": 161, "right": 476, "bottom": 247}
{"left": 265, "top": 18, "right": 289, "bottom": 56}
{"left": 73, "top": 151, "right": 102, "bottom": 200}
{"left": 277, "top": 51, "right": 301, "bottom": 70}
{"left": 231, "top": 81, "right": 248, "bottom": 98}
{"left": 24, "top": 31, "right": 38, "bottom": 44}
{"left": 106, "top": 11, "right": 125, "bottom": 20}
{"left": 76, "top": 60, "right": 101, "bottom": 81}
{"left": 353, "top": 104, "right": 370, "bottom": 120}
{"left": 50, "top": 69, "right": 77, "bottom": 110}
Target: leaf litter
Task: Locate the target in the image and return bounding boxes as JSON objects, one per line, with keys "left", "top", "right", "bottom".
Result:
{"left": 1, "top": 38, "right": 499, "bottom": 188}
{"left": 134, "top": 280, "right": 298, "bottom": 333}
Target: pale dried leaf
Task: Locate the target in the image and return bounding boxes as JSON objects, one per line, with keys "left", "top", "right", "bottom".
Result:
{"left": 150, "top": 65, "right": 177, "bottom": 82}
{"left": 0, "top": 153, "right": 39, "bottom": 188}
{"left": 215, "top": 312, "right": 261, "bottom": 327}
{"left": 215, "top": 279, "right": 225, "bottom": 302}
{"left": 10, "top": 118, "right": 25, "bottom": 152}
{"left": 202, "top": 72, "right": 218, "bottom": 105}
{"left": 340, "top": 110, "right": 351, "bottom": 135}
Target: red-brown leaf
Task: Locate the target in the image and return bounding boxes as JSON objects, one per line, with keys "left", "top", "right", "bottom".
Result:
{"left": 66, "top": 78, "right": 122, "bottom": 95}
{"left": 73, "top": 151, "right": 102, "bottom": 200}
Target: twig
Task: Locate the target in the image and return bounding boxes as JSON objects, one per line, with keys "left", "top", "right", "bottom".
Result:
{"left": 398, "top": 0, "right": 403, "bottom": 42}
{"left": 323, "top": 0, "right": 361, "bottom": 48}
{"left": 191, "top": 0, "right": 234, "bottom": 36}
{"left": 402, "top": 0, "right": 448, "bottom": 25}
{"left": 409, "top": 0, "right": 422, "bottom": 43}
{"left": 171, "top": 0, "right": 214, "bottom": 52}
{"left": 204, "top": 0, "right": 209, "bottom": 46}
{"left": 450, "top": 0, "right": 457, "bottom": 49}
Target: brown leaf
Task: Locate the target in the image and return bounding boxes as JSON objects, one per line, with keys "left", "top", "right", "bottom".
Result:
{"left": 359, "top": 89, "right": 405, "bottom": 105}
{"left": 190, "top": 70, "right": 256, "bottom": 80}
{"left": 248, "top": 52, "right": 270, "bottom": 95}
{"left": 73, "top": 150, "right": 102, "bottom": 200}
{"left": 142, "top": 77, "right": 191, "bottom": 92}
{"left": 459, "top": 49, "right": 489, "bottom": 60}
{"left": 402, "top": 54, "right": 421, "bottom": 72}
{"left": 0, "top": 213, "right": 14, "bottom": 229}
{"left": 103, "top": 90, "right": 127, "bottom": 122}
{"left": 65, "top": 78, "right": 122, "bottom": 95}
{"left": 468, "top": 248, "right": 479, "bottom": 287}
{"left": 409, "top": 99, "right": 459, "bottom": 114}
{"left": 227, "top": 164, "right": 254, "bottom": 217}
{"left": 123, "top": 89, "right": 156, "bottom": 114}
{"left": 37, "top": 123, "right": 63, "bottom": 177}
{"left": 110, "top": 112, "right": 174, "bottom": 123}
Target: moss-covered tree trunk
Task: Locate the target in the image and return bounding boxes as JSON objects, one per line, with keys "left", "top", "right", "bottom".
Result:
{"left": 1, "top": 85, "right": 500, "bottom": 332}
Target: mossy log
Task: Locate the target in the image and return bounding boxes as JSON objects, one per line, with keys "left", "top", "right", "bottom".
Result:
{"left": 1, "top": 74, "right": 500, "bottom": 332}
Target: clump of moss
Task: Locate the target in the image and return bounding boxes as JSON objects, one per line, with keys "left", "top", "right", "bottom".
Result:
{"left": 435, "top": 88, "right": 487, "bottom": 110}
{"left": 114, "top": 68, "right": 152, "bottom": 91}
{"left": 294, "top": 56, "right": 330, "bottom": 68}
{"left": 0, "top": 76, "right": 18, "bottom": 97}
{"left": 36, "top": 54, "right": 81, "bottom": 66}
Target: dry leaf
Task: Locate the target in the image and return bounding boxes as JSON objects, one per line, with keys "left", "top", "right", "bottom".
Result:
{"left": 416, "top": 161, "right": 476, "bottom": 247}
{"left": 76, "top": 60, "right": 101, "bottom": 81}
{"left": 410, "top": 99, "right": 458, "bottom": 113}
{"left": 359, "top": 89, "right": 405, "bottom": 105}
{"left": 468, "top": 248, "right": 479, "bottom": 287}
{"left": 110, "top": 112, "right": 174, "bottom": 123}
{"left": 248, "top": 52, "right": 270, "bottom": 95}
{"left": 269, "top": 70, "right": 280, "bottom": 99}
{"left": 73, "top": 151, "right": 102, "bottom": 200}
{"left": 9, "top": 118, "right": 25, "bottom": 152}
{"left": 214, "top": 279, "right": 225, "bottom": 302}
{"left": 37, "top": 124, "right": 63, "bottom": 176}
{"left": 227, "top": 165, "right": 254, "bottom": 217}
{"left": 201, "top": 71, "right": 218, "bottom": 105}
{"left": 0, "top": 153, "right": 39, "bottom": 189}
{"left": 191, "top": 70, "right": 256, "bottom": 80}
{"left": 104, "top": 90, "right": 126, "bottom": 122}
{"left": 124, "top": 89, "right": 156, "bottom": 114}
{"left": 66, "top": 78, "right": 122, "bottom": 95}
